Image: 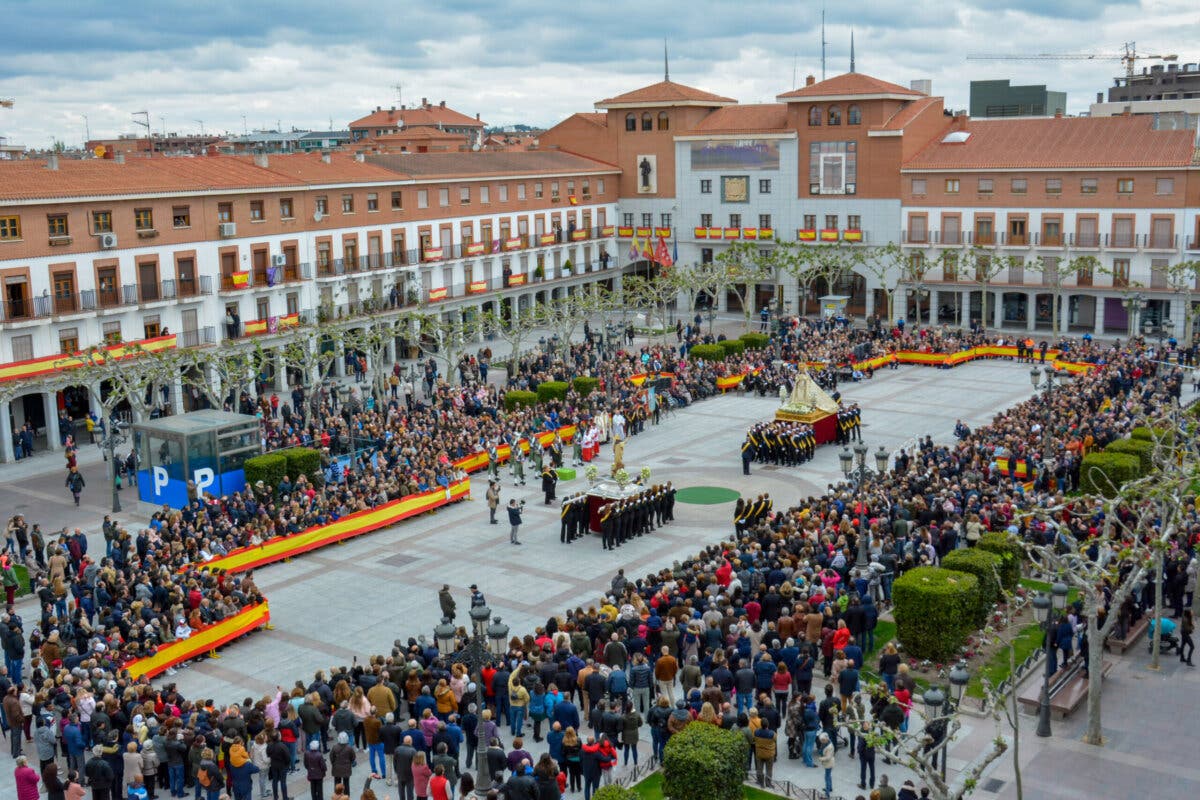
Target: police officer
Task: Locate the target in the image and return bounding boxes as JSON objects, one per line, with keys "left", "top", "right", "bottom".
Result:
{"left": 542, "top": 464, "right": 558, "bottom": 504}
{"left": 741, "top": 436, "right": 755, "bottom": 475}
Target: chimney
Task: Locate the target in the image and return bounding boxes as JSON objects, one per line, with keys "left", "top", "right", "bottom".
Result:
{"left": 475, "top": 112, "right": 480, "bottom": 121}
{"left": 805, "top": 74, "right": 816, "bottom": 86}
{"left": 953, "top": 111, "right": 969, "bottom": 130}
{"left": 321, "top": 152, "right": 332, "bottom": 164}
{"left": 1054, "top": 111, "right": 1063, "bottom": 119}
{"left": 47, "top": 154, "right": 59, "bottom": 171}
{"left": 390, "top": 106, "right": 395, "bottom": 112}
{"left": 115, "top": 153, "right": 125, "bottom": 164}
{"left": 376, "top": 106, "right": 381, "bottom": 112}
{"left": 440, "top": 100, "right": 446, "bottom": 108}
{"left": 254, "top": 153, "right": 269, "bottom": 168}
{"left": 421, "top": 97, "right": 428, "bottom": 107}
{"left": 1097, "top": 92, "right": 1104, "bottom": 103}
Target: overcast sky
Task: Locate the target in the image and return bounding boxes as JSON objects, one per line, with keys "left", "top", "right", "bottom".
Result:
{"left": 2, "top": 0, "right": 1198, "bottom": 148}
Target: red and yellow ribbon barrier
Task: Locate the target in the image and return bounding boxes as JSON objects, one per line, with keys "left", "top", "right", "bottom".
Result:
{"left": 451, "top": 425, "right": 578, "bottom": 473}
{"left": 124, "top": 601, "right": 271, "bottom": 680}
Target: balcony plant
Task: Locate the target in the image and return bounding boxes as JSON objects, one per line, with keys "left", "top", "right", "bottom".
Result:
{"left": 562, "top": 258, "right": 573, "bottom": 275}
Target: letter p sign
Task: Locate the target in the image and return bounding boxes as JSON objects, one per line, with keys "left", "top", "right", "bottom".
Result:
{"left": 153, "top": 466, "right": 169, "bottom": 497}
{"left": 193, "top": 468, "right": 215, "bottom": 496}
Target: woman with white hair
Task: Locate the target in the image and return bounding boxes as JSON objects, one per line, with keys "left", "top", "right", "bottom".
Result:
{"left": 13, "top": 755, "right": 40, "bottom": 800}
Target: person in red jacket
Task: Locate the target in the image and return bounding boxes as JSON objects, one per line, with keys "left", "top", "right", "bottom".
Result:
{"left": 596, "top": 735, "right": 617, "bottom": 787}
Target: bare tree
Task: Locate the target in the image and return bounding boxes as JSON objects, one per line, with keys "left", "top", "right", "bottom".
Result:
{"left": 1165, "top": 259, "right": 1200, "bottom": 341}
{"left": 713, "top": 241, "right": 776, "bottom": 331}
{"left": 77, "top": 342, "right": 181, "bottom": 421}
{"left": 405, "top": 310, "right": 480, "bottom": 385}
{"left": 280, "top": 327, "right": 342, "bottom": 387}
{"left": 961, "top": 244, "right": 1006, "bottom": 331}
{"left": 622, "top": 273, "right": 679, "bottom": 340}
{"left": 479, "top": 307, "right": 536, "bottom": 379}
{"left": 181, "top": 342, "right": 270, "bottom": 410}
{"left": 850, "top": 242, "right": 909, "bottom": 322}
{"left": 344, "top": 320, "right": 401, "bottom": 403}
{"left": 1025, "top": 254, "right": 1100, "bottom": 338}
{"left": 777, "top": 240, "right": 848, "bottom": 317}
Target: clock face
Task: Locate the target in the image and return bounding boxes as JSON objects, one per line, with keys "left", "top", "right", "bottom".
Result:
{"left": 722, "top": 176, "right": 749, "bottom": 203}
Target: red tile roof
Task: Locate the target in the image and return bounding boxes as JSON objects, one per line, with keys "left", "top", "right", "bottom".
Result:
{"left": 572, "top": 113, "right": 608, "bottom": 129}
{"left": 871, "top": 97, "right": 943, "bottom": 132}
{"left": 685, "top": 104, "right": 791, "bottom": 134}
{"left": 903, "top": 115, "right": 1199, "bottom": 170}
{"left": 250, "top": 153, "right": 402, "bottom": 183}
{"left": 365, "top": 150, "right": 619, "bottom": 179}
{"left": 349, "top": 103, "right": 485, "bottom": 131}
{"left": 596, "top": 80, "right": 735, "bottom": 107}
{"left": 778, "top": 72, "right": 924, "bottom": 101}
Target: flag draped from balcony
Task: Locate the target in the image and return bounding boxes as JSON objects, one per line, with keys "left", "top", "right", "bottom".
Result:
{"left": 628, "top": 233, "right": 640, "bottom": 261}
{"left": 655, "top": 236, "right": 673, "bottom": 267}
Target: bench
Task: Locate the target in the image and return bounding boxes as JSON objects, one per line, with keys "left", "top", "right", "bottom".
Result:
{"left": 1016, "top": 659, "right": 1113, "bottom": 719}
{"left": 1016, "top": 664, "right": 1072, "bottom": 713}
{"left": 1048, "top": 660, "right": 1113, "bottom": 719}
{"left": 1104, "top": 616, "right": 1149, "bottom": 655}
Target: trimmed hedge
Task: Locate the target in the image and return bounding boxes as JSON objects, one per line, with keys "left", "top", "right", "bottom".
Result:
{"left": 536, "top": 381, "right": 569, "bottom": 403}
{"left": 1079, "top": 451, "right": 1141, "bottom": 496}
{"left": 244, "top": 453, "right": 288, "bottom": 493}
{"left": 591, "top": 787, "right": 639, "bottom": 800}
{"left": 503, "top": 390, "right": 538, "bottom": 411}
{"left": 976, "top": 532, "right": 1024, "bottom": 592}
{"left": 662, "top": 722, "right": 747, "bottom": 800}
{"left": 739, "top": 332, "right": 769, "bottom": 350}
{"left": 572, "top": 376, "right": 599, "bottom": 397}
{"left": 1103, "top": 438, "right": 1154, "bottom": 475}
{"left": 941, "top": 549, "right": 1003, "bottom": 614}
{"left": 893, "top": 566, "right": 981, "bottom": 661}
{"left": 1130, "top": 426, "right": 1174, "bottom": 446}
{"left": 284, "top": 447, "right": 321, "bottom": 483}
{"left": 717, "top": 338, "right": 746, "bottom": 357}
{"left": 687, "top": 344, "right": 725, "bottom": 362}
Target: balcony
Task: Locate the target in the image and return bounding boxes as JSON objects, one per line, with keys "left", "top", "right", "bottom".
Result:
{"left": 177, "top": 327, "right": 216, "bottom": 348}
{"left": 902, "top": 230, "right": 930, "bottom": 245}
{"left": 1187, "top": 237, "right": 1200, "bottom": 252}
{"left": 1071, "top": 233, "right": 1101, "bottom": 248}
{"left": 1109, "top": 232, "right": 1137, "bottom": 249}
{"left": 1147, "top": 234, "right": 1177, "bottom": 251}
{"left": 1037, "top": 233, "right": 1063, "bottom": 247}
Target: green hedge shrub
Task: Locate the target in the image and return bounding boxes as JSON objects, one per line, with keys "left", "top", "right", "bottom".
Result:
{"left": 662, "top": 722, "right": 747, "bottom": 800}
{"left": 572, "top": 376, "right": 599, "bottom": 397}
{"left": 284, "top": 447, "right": 321, "bottom": 483}
{"left": 1130, "top": 426, "right": 1174, "bottom": 446}
{"left": 591, "top": 787, "right": 639, "bottom": 800}
{"left": 503, "top": 390, "right": 538, "bottom": 411}
{"left": 536, "top": 381, "right": 569, "bottom": 403}
{"left": 244, "top": 453, "right": 288, "bottom": 493}
{"left": 976, "top": 532, "right": 1024, "bottom": 592}
{"left": 941, "top": 549, "right": 1003, "bottom": 615}
{"left": 687, "top": 344, "right": 725, "bottom": 362}
{"left": 892, "top": 566, "right": 981, "bottom": 661}
{"left": 1079, "top": 451, "right": 1141, "bottom": 496}
{"left": 1103, "top": 438, "right": 1154, "bottom": 475}
{"left": 717, "top": 338, "right": 745, "bottom": 357}
{"left": 739, "top": 332, "right": 769, "bottom": 350}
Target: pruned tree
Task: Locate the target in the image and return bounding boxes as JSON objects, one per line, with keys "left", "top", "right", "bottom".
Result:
{"left": 621, "top": 273, "right": 679, "bottom": 340}
{"left": 538, "top": 291, "right": 595, "bottom": 352}
{"left": 961, "top": 244, "right": 1006, "bottom": 331}
{"left": 1026, "top": 254, "right": 1100, "bottom": 337}
{"left": 1165, "top": 259, "right": 1200, "bottom": 341}
{"left": 280, "top": 327, "right": 342, "bottom": 387}
{"left": 344, "top": 320, "right": 401, "bottom": 403}
{"left": 405, "top": 310, "right": 481, "bottom": 385}
{"left": 182, "top": 341, "right": 269, "bottom": 410}
{"left": 851, "top": 242, "right": 909, "bottom": 322}
{"left": 479, "top": 307, "right": 536, "bottom": 379}
{"left": 713, "top": 240, "right": 777, "bottom": 330}
{"left": 776, "top": 239, "right": 851, "bottom": 318}
{"left": 78, "top": 342, "right": 181, "bottom": 422}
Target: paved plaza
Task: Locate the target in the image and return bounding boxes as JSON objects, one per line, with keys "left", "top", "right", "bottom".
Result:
{"left": 4, "top": 356, "right": 1195, "bottom": 799}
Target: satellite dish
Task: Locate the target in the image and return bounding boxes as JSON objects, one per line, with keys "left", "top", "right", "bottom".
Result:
{"left": 313, "top": 210, "right": 324, "bottom": 222}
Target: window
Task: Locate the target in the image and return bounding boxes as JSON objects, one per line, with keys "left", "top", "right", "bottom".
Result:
{"left": 908, "top": 215, "right": 928, "bottom": 243}
{"left": 911, "top": 178, "right": 927, "bottom": 196}
{"left": 641, "top": 213, "right": 653, "bottom": 227}
{"left": 279, "top": 197, "right": 294, "bottom": 218}
{"left": 803, "top": 214, "right": 816, "bottom": 230}
{"left": 1112, "top": 258, "right": 1131, "bottom": 287}
{"left": 341, "top": 193, "right": 354, "bottom": 213}
{"left": 597, "top": 179, "right": 605, "bottom": 194}
{"left": 729, "top": 213, "right": 741, "bottom": 228}
{"left": 498, "top": 185, "right": 508, "bottom": 202}
{"left": 1080, "top": 178, "right": 1098, "bottom": 194}
{"left": 622, "top": 213, "right": 634, "bottom": 227}
{"left": 847, "top": 215, "right": 861, "bottom": 230}
{"left": 249, "top": 201, "right": 263, "bottom": 221}
{"left": 143, "top": 316, "right": 161, "bottom": 339}
{"left": 758, "top": 179, "right": 771, "bottom": 194}
{"left": 480, "top": 186, "right": 490, "bottom": 204}
{"left": 218, "top": 202, "right": 233, "bottom": 222}
{"left": 641, "top": 113, "right": 652, "bottom": 131}
{"left": 657, "top": 111, "right": 669, "bottom": 131}
{"left": 700, "top": 179, "right": 712, "bottom": 194}
{"left": 534, "top": 182, "right": 544, "bottom": 199}
{"left": 759, "top": 214, "right": 772, "bottom": 229}
{"left": 809, "top": 141, "right": 857, "bottom": 195}
{"left": 59, "top": 328, "right": 79, "bottom": 355}
{"left": 390, "top": 191, "right": 403, "bottom": 210}
{"left": 581, "top": 180, "right": 589, "bottom": 196}
{"left": 172, "top": 206, "right": 190, "bottom": 228}
{"left": 625, "top": 113, "right": 636, "bottom": 132}
{"left": 567, "top": 180, "right": 575, "bottom": 195}
{"left": 134, "top": 208, "right": 154, "bottom": 230}
{"left": 660, "top": 213, "right": 672, "bottom": 229}
{"left": 828, "top": 106, "right": 841, "bottom": 126}
{"left": 315, "top": 196, "right": 328, "bottom": 215}
{"left": 1042, "top": 219, "right": 1062, "bottom": 245}
{"left": 808, "top": 107, "right": 822, "bottom": 126}
{"left": 1011, "top": 178, "right": 1027, "bottom": 195}
{"left": 551, "top": 181, "right": 560, "bottom": 197}
{"left": 91, "top": 211, "right": 112, "bottom": 233}
{"left": 11, "top": 334, "right": 33, "bottom": 362}
{"left": 1156, "top": 177, "right": 1175, "bottom": 195}
{"left": 700, "top": 213, "right": 713, "bottom": 227}
{"left": 101, "top": 322, "right": 121, "bottom": 345}
{"left": 460, "top": 187, "right": 471, "bottom": 205}
{"left": 1113, "top": 217, "right": 1135, "bottom": 247}
{"left": 517, "top": 183, "right": 527, "bottom": 200}
{"left": 438, "top": 188, "right": 449, "bottom": 207}
{"left": 417, "top": 190, "right": 429, "bottom": 209}
{"left": 977, "top": 178, "right": 994, "bottom": 195}
{"left": 47, "top": 214, "right": 69, "bottom": 237}
{"left": 824, "top": 215, "right": 838, "bottom": 230}
{"left": 367, "top": 193, "right": 379, "bottom": 211}
{"left": 1045, "top": 178, "right": 1062, "bottom": 195}
{"left": 1117, "top": 178, "right": 1134, "bottom": 194}
{"left": 945, "top": 179, "right": 960, "bottom": 194}
{"left": 847, "top": 105, "right": 862, "bottom": 125}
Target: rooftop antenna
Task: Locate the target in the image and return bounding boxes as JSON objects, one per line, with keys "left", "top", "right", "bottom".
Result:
{"left": 850, "top": 28, "right": 856, "bottom": 73}
{"left": 664, "top": 39, "right": 670, "bottom": 81}
{"left": 792, "top": 53, "right": 797, "bottom": 89}
{"left": 820, "top": 7, "right": 827, "bottom": 81}
{"left": 132, "top": 111, "right": 150, "bottom": 154}
{"left": 391, "top": 82, "right": 404, "bottom": 107}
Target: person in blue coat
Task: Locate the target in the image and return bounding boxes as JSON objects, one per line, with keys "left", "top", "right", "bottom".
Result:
{"left": 552, "top": 698, "right": 580, "bottom": 733}
{"left": 229, "top": 753, "right": 260, "bottom": 800}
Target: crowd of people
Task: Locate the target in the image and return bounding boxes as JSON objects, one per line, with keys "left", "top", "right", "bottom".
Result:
{"left": 0, "top": 310, "right": 1194, "bottom": 800}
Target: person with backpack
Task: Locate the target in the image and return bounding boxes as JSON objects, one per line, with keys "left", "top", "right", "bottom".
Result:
{"left": 195, "top": 748, "right": 224, "bottom": 800}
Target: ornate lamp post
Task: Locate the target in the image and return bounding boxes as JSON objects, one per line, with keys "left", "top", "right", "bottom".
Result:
{"left": 838, "top": 443, "right": 892, "bottom": 580}
{"left": 96, "top": 418, "right": 129, "bottom": 513}
{"left": 1033, "top": 582, "right": 1069, "bottom": 737}
{"left": 434, "top": 605, "right": 509, "bottom": 786}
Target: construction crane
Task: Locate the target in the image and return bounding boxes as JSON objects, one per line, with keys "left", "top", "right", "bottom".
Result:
{"left": 967, "top": 42, "right": 1178, "bottom": 111}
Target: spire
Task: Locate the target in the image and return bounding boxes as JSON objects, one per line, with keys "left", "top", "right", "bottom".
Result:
{"left": 664, "top": 39, "right": 670, "bottom": 82}
{"left": 850, "top": 29, "right": 856, "bottom": 73}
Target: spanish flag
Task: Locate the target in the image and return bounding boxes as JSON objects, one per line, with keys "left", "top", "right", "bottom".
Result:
{"left": 568, "top": 195, "right": 578, "bottom": 205}
{"left": 231, "top": 271, "right": 249, "bottom": 288}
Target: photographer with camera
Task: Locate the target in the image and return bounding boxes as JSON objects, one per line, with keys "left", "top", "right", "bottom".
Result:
{"left": 507, "top": 498, "right": 525, "bottom": 546}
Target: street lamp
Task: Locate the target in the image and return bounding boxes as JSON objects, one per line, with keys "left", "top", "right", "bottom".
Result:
{"left": 96, "top": 419, "right": 129, "bottom": 513}
{"left": 838, "top": 442, "right": 892, "bottom": 581}
{"left": 1123, "top": 291, "right": 1146, "bottom": 338}
{"left": 948, "top": 661, "right": 970, "bottom": 706}
{"left": 434, "top": 606, "right": 509, "bottom": 786}
{"left": 1032, "top": 591, "right": 1056, "bottom": 737}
